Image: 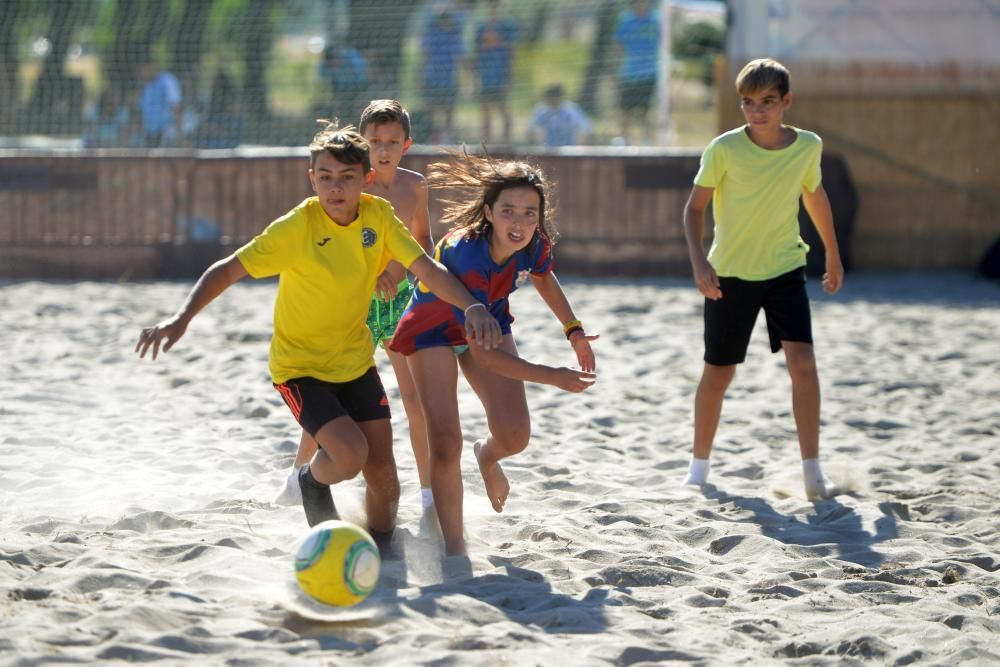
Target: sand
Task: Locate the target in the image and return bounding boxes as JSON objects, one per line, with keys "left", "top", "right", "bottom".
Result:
{"left": 1, "top": 271, "right": 998, "bottom": 665}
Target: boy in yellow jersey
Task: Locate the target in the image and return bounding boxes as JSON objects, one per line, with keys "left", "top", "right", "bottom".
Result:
{"left": 136, "top": 122, "right": 501, "bottom": 556}
{"left": 274, "top": 101, "right": 440, "bottom": 521}
{"left": 681, "top": 58, "right": 844, "bottom": 500}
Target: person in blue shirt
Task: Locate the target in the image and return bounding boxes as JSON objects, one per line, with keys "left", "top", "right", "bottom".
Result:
{"left": 319, "top": 45, "right": 370, "bottom": 124}
{"left": 421, "top": 10, "right": 465, "bottom": 143}
{"left": 528, "top": 84, "right": 592, "bottom": 147}
{"left": 614, "top": 0, "right": 660, "bottom": 144}
{"left": 474, "top": 0, "right": 518, "bottom": 145}
{"left": 138, "top": 61, "right": 182, "bottom": 147}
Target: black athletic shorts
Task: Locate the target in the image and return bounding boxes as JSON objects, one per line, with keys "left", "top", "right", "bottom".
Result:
{"left": 273, "top": 367, "right": 390, "bottom": 436}
{"left": 703, "top": 267, "right": 813, "bottom": 366}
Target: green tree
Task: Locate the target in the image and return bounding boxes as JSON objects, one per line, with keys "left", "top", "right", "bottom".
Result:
{"left": 672, "top": 20, "right": 724, "bottom": 86}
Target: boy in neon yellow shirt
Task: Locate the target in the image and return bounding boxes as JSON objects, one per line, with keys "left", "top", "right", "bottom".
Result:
{"left": 275, "top": 101, "right": 441, "bottom": 520}
{"left": 136, "top": 123, "right": 501, "bottom": 555}
{"left": 681, "top": 58, "right": 844, "bottom": 500}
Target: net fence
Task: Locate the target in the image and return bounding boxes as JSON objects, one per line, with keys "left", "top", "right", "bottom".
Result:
{"left": 0, "top": 0, "right": 725, "bottom": 149}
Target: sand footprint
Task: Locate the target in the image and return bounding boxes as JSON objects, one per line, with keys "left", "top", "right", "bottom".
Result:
{"left": 473, "top": 440, "right": 509, "bottom": 513}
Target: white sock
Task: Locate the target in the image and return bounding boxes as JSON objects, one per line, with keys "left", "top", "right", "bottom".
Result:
{"left": 802, "top": 458, "right": 834, "bottom": 499}
{"left": 421, "top": 487, "right": 434, "bottom": 509}
{"left": 684, "top": 457, "right": 710, "bottom": 486}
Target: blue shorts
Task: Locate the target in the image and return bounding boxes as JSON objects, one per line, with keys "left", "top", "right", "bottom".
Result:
{"left": 703, "top": 267, "right": 813, "bottom": 366}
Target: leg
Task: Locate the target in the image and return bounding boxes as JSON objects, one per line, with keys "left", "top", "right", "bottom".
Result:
{"left": 691, "top": 362, "right": 736, "bottom": 459}
{"left": 297, "top": 416, "right": 369, "bottom": 526}
{"left": 407, "top": 348, "right": 466, "bottom": 555}
{"left": 356, "top": 418, "right": 400, "bottom": 534}
{"left": 295, "top": 430, "right": 318, "bottom": 468}
{"left": 481, "top": 100, "right": 493, "bottom": 143}
{"left": 272, "top": 430, "right": 319, "bottom": 505}
{"left": 783, "top": 341, "right": 836, "bottom": 499}
{"left": 387, "top": 348, "right": 431, "bottom": 496}
{"left": 783, "top": 341, "right": 820, "bottom": 459}
{"left": 459, "top": 336, "right": 530, "bottom": 513}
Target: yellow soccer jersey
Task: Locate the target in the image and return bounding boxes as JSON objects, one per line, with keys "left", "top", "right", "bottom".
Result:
{"left": 694, "top": 125, "right": 822, "bottom": 281}
{"left": 236, "top": 194, "right": 425, "bottom": 384}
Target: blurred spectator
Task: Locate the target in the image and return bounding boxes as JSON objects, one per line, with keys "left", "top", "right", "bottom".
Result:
{"left": 528, "top": 84, "right": 592, "bottom": 147}
{"left": 474, "top": 0, "right": 518, "bottom": 144}
{"left": 83, "top": 87, "right": 130, "bottom": 148}
{"left": 319, "top": 44, "right": 370, "bottom": 124}
{"left": 138, "top": 61, "right": 182, "bottom": 148}
{"left": 615, "top": 0, "right": 660, "bottom": 144}
{"left": 421, "top": 9, "right": 465, "bottom": 143}
{"left": 195, "top": 71, "right": 246, "bottom": 149}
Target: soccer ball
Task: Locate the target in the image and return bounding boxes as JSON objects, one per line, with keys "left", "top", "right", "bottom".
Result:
{"left": 294, "top": 520, "right": 381, "bottom": 607}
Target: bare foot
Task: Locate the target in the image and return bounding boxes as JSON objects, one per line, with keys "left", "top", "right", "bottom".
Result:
{"left": 474, "top": 440, "right": 509, "bottom": 513}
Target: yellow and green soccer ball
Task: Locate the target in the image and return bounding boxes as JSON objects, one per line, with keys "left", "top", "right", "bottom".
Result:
{"left": 294, "top": 520, "right": 380, "bottom": 607}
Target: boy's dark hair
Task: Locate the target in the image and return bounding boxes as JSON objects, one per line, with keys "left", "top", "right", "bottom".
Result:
{"left": 309, "top": 120, "right": 371, "bottom": 171}
{"left": 428, "top": 149, "right": 558, "bottom": 249}
{"left": 736, "top": 58, "right": 791, "bottom": 97}
{"left": 359, "top": 99, "right": 412, "bottom": 140}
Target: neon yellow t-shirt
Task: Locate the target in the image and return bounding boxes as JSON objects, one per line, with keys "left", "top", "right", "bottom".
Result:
{"left": 236, "top": 194, "right": 425, "bottom": 384}
{"left": 694, "top": 125, "right": 822, "bottom": 280}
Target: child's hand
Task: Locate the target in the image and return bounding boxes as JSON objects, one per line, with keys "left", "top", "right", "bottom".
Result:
{"left": 569, "top": 330, "right": 599, "bottom": 373}
{"left": 135, "top": 316, "right": 188, "bottom": 360}
{"left": 464, "top": 303, "right": 502, "bottom": 349}
{"left": 375, "top": 270, "right": 399, "bottom": 302}
{"left": 822, "top": 258, "right": 844, "bottom": 294}
{"left": 692, "top": 259, "right": 722, "bottom": 300}
{"left": 550, "top": 367, "right": 597, "bottom": 393}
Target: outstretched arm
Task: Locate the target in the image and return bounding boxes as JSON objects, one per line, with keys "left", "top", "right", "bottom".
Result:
{"left": 801, "top": 184, "right": 844, "bottom": 294}
{"left": 135, "top": 254, "right": 248, "bottom": 359}
{"left": 408, "top": 254, "right": 502, "bottom": 349}
{"left": 467, "top": 339, "right": 596, "bottom": 393}
{"left": 530, "top": 271, "right": 598, "bottom": 372}
{"left": 683, "top": 185, "right": 721, "bottom": 300}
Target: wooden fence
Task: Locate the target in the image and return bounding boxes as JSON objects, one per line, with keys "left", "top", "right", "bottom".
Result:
{"left": 0, "top": 148, "right": 700, "bottom": 280}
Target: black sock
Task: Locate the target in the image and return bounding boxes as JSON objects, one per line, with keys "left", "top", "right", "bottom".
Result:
{"left": 298, "top": 464, "right": 338, "bottom": 527}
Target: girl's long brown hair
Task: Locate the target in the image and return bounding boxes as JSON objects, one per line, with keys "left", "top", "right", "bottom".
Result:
{"left": 427, "top": 149, "right": 558, "bottom": 247}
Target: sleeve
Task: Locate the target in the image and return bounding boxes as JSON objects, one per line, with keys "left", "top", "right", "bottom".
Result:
{"left": 802, "top": 136, "right": 823, "bottom": 193}
{"left": 693, "top": 139, "right": 723, "bottom": 188}
{"left": 383, "top": 211, "right": 427, "bottom": 269}
{"left": 235, "top": 208, "right": 303, "bottom": 278}
{"left": 531, "top": 236, "right": 554, "bottom": 276}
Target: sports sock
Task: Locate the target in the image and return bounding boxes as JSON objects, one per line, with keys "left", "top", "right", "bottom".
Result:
{"left": 802, "top": 457, "right": 835, "bottom": 499}
{"left": 298, "top": 464, "right": 339, "bottom": 527}
{"left": 684, "top": 457, "right": 710, "bottom": 486}
{"left": 420, "top": 487, "right": 434, "bottom": 510}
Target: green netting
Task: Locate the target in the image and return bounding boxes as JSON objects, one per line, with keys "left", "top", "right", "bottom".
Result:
{"left": 0, "top": 0, "right": 724, "bottom": 148}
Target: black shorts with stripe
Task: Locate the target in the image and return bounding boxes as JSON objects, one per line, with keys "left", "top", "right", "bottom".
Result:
{"left": 703, "top": 267, "right": 813, "bottom": 366}
{"left": 273, "top": 367, "right": 390, "bottom": 436}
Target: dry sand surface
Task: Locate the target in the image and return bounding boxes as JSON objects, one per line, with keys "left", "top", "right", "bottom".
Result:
{"left": 1, "top": 271, "right": 998, "bottom": 665}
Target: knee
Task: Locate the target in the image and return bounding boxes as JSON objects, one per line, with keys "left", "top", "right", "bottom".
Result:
{"left": 785, "top": 349, "right": 817, "bottom": 379}
{"left": 493, "top": 418, "right": 531, "bottom": 456}
{"left": 331, "top": 437, "right": 368, "bottom": 479}
{"left": 701, "top": 364, "right": 736, "bottom": 391}
{"left": 426, "top": 424, "right": 464, "bottom": 466}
